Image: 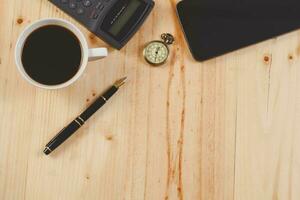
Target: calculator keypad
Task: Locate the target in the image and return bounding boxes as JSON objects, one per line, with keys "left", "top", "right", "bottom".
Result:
{"left": 55, "top": 0, "right": 109, "bottom": 24}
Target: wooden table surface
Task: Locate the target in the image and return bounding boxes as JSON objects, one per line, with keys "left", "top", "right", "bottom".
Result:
{"left": 1, "top": 0, "right": 300, "bottom": 199}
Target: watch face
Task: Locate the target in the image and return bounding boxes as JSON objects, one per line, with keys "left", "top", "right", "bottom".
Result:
{"left": 143, "top": 41, "right": 169, "bottom": 65}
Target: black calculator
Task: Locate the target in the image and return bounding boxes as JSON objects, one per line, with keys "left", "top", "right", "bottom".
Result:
{"left": 49, "top": 0, "right": 154, "bottom": 49}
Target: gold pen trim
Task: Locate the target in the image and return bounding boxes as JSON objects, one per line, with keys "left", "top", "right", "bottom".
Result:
{"left": 101, "top": 96, "right": 107, "bottom": 102}
{"left": 45, "top": 147, "right": 52, "bottom": 152}
{"left": 78, "top": 117, "right": 85, "bottom": 124}
{"left": 75, "top": 119, "right": 82, "bottom": 127}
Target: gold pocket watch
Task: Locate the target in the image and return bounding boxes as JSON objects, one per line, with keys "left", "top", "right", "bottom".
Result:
{"left": 143, "top": 33, "right": 175, "bottom": 66}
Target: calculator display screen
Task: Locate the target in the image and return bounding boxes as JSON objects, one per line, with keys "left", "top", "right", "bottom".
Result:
{"left": 108, "top": 0, "right": 142, "bottom": 36}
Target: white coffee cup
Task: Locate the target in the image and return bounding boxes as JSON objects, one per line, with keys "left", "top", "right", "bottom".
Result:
{"left": 15, "top": 18, "right": 108, "bottom": 90}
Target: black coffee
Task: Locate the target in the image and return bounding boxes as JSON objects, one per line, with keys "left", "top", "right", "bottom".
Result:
{"left": 21, "top": 25, "right": 82, "bottom": 85}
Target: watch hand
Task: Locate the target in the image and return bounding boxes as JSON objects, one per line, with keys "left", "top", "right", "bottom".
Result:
{"left": 155, "top": 47, "right": 161, "bottom": 54}
{"left": 155, "top": 47, "right": 161, "bottom": 62}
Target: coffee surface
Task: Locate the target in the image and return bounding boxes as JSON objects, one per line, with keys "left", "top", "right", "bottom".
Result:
{"left": 22, "top": 25, "right": 82, "bottom": 85}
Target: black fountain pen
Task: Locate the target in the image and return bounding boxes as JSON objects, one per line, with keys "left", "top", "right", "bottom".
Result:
{"left": 43, "top": 77, "right": 127, "bottom": 155}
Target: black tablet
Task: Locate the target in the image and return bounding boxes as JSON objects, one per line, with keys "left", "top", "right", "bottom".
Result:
{"left": 177, "top": 0, "right": 300, "bottom": 61}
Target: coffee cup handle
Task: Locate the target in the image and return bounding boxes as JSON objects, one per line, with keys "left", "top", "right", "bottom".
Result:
{"left": 88, "top": 48, "right": 108, "bottom": 61}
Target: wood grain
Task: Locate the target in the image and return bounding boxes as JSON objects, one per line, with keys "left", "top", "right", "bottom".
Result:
{"left": 0, "top": 0, "right": 300, "bottom": 199}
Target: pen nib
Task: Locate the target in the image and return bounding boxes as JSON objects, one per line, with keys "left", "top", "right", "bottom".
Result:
{"left": 114, "top": 77, "right": 127, "bottom": 88}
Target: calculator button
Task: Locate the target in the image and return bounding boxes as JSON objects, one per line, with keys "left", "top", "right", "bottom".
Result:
{"left": 76, "top": 8, "right": 84, "bottom": 14}
{"left": 93, "top": 13, "right": 99, "bottom": 19}
{"left": 98, "top": 4, "right": 104, "bottom": 10}
{"left": 69, "top": 2, "right": 77, "bottom": 9}
{"left": 89, "top": 9, "right": 96, "bottom": 18}
{"left": 61, "top": 0, "right": 68, "bottom": 4}
{"left": 95, "top": 2, "right": 102, "bottom": 9}
{"left": 83, "top": 0, "right": 92, "bottom": 7}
